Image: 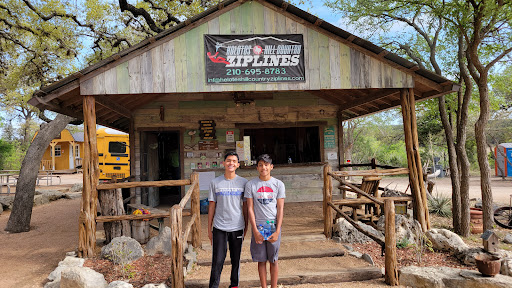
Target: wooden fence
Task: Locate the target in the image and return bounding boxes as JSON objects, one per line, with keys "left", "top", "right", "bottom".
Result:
{"left": 323, "top": 165, "right": 401, "bottom": 285}
{"left": 95, "top": 172, "right": 201, "bottom": 288}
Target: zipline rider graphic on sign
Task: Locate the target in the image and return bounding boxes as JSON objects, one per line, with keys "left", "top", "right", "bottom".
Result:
{"left": 204, "top": 34, "right": 306, "bottom": 84}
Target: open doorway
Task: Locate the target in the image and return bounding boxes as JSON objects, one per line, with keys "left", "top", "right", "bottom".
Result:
{"left": 158, "top": 131, "right": 182, "bottom": 206}
{"left": 141, "top": 130, "right": 182, "bottom": 207}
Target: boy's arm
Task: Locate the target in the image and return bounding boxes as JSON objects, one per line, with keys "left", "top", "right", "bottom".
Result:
{"left": 247, "top": 198, "right": 264, "bottom": 244}
{"left": 269, "top": 198, "right": 284, "bottom": 243}
{"left": 243, "top": 200, "right": 248, "bottom": 238}
{"left": 207, "top": 201, "right": 216, "bottom": 245}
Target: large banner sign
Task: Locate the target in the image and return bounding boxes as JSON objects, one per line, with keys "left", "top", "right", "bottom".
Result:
{"left": 204, "top": 34, "right": 305, "bottom": 84}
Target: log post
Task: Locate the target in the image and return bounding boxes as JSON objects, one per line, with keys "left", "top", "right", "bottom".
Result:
{"left": 190, "top": 172, "right": 201, "bottom": 248}
{"left": 384, "top": 199, "right": 399, "bottom": 286}
{"left": 79, "top": 95, "right": 100, "bottom": 258}
{"left": 50, "top": 142, "right": 56, "bottom": 170}
{"left": 129, "top": 118, "right": 136, "bottom": 205}
{"left": 323, "top": 164, "right": 333, "bottom": 238}
{"left": 409, "top": 88, "right": 430, "bottom": 230}
{"left": 170, "top": 205, "right": 184, "bottom": 288}
{"left": 98, "top": 188, "right": 131, "bottom": 243}
{"left": 400, "top": 89, "right": 427, "bottom": 232}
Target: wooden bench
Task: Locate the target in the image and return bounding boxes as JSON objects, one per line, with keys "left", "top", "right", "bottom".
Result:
{"left": 0, "top": 182, "right": 10, "bottom": 195}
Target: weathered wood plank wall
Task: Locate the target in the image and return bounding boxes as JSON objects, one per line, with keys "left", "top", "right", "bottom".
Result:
{"left": 80, "top": 1, "right": 414, "bottom": 95}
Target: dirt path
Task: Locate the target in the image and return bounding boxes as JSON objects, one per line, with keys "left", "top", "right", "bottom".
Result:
{"left": 0, "top": 198, "right": 80, "bottom": 288}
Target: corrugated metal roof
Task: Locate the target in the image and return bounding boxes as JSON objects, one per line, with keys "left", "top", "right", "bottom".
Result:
{"left": 499, "top": 143, "right": 512, "bottom": 148}
{"left": 71, "top": 132, "right": 84, "bottom": 142}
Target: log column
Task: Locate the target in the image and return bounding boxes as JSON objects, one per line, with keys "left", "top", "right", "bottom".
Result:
{"left": 323, "top": 164, "right": 333, "bottom": 238}
{"left": 384, "top": 199, "right": 399, "bottom": 286}
{"left": 50, "top": 142, "right": 56, "bottom": 170}
{"left": 79, "top": 95, "right": 100, "bottom": 257}
{"left": 190, "top": 172, "right": 201, "bottom": 248}
{"left": 400, "top": 88, "right": 430, "bottom": 231}
{"left": 170, "top": 204, "right": 184, "bottom": 288}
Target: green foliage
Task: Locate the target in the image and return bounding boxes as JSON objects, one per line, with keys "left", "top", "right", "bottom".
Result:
{"left": 428, "top": 194, "right": 452, "bottom": 218}
{"left": 410, "top": 233, "right": 434, "bottom": 264}
{"left": 0, "top": 139, "right": 14, "bottom": 170}
{"left": 396, "top": 237, "right": 411, "bottom": 249}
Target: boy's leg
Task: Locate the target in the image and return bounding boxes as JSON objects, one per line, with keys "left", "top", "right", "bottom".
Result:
{"left": 257, "top": 262, "right": 267, "bottom": 288}
{"left": 270, "top": 261, "right": 278, "bottom": 288}
{"left": 227, "top": 229, "right": 244, "bottom": 288}
{"left": 209, "top": 227, "right": 228, "bottom": 288}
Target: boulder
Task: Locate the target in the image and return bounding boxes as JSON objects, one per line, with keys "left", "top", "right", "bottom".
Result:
{"left": 108, "top": 281, "right": 134, "bottom": 288}
{"left": 503, "top": 234, "right": 512, "bottom": 244}
{"left": 332, "top": 218, "right": 384, "bottom": 244}
{"left": 425, "top": 229, "right": 469, "bottom": 254}
{"left": 65, "top": 192, "right": 82, "bottom": 199}
{"left": 455, "top": 247, "right": 485, "bottom": 265}
{"left": 184, "top": 245, "right": 197, "bottom": 275}
{"left": 146, "top": 227, "right": 172, "bottom": 256}
{"left": 34, "top": 194, "right": 50, "bottom": 206}
{"left": 101, "top": 236, "right": 144, "bottom": 265}
{"left": 141, "top": 284, "right": 168, "bottom": 288}
{"left": 377, "top": 214, "right": 422, "bottom": 244}
{"left": 60, "top": 266, "right": 108, "bottom": 288}
{"left": 70, "top": 183, "right": 83, "bottom": 192}
{"left": 48, "top": 256, "right": 85, "bottom": 281}
{"left": 0, "top": 202, "right": 3, "bottom": 215}
{"left": 36, "top": 190, "right": 65, "bottom": 201}
{"left": 400, "top": 265, "right": 512, "bottom": 288}
{"left": 0, "top": 195, "right": 14, "bottom": 210}
{"left": 501, "top": 258, "right": 512, "bottom": 276}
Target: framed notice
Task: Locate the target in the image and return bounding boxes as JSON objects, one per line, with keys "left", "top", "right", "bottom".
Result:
{"left": 226, "top": 130, "right": 235, "bottom": 143}
{"left": 204, "top": 34, "right": 305, "bottom": 84}
{"left": 324, "top": 126, "right": 336, "bottom": 149}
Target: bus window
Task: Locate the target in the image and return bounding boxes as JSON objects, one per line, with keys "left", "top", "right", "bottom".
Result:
{"left": 109, "top": 141, "right": 127, "bottom": 154}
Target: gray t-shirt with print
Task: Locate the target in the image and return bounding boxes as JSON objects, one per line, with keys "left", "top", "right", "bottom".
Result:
{"left": 244, "top": 177, "right": 285, "bottom": 225}
{"left": 208, "top": 175, "right": 248, "bottom": 232}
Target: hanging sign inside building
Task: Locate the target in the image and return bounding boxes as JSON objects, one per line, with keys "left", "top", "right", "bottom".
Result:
{"left": 204, "top": 34, "right": 305, "bottom": 84}
{"left": 199, "top": 120, "right": 216, "bottom": 140}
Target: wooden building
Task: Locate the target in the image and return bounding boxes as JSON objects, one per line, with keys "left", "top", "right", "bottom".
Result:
{"left": 28, "top": 0, "right": 458, "bottom": 256}
{"left": 35, "top": 129, "right": 84, "bottom": 172}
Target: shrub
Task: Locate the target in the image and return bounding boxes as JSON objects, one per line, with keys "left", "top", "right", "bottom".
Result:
{"left": 428, "top": 194, "right": 452, "bottom": 217}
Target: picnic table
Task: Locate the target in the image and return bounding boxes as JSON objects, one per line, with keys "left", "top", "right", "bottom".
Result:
{"left": 0, "top": 173, "right": 14, "bottom": 195}
{"left": 36, "top": 170, "right": 61, "bottom": 186}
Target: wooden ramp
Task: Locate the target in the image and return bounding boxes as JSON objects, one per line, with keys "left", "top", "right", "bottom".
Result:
{"left": 185, "top": 234, "right": 383, "bottom": 287}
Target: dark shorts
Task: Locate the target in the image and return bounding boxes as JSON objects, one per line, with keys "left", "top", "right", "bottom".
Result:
{"left": 250, "top": 232, "right": 281, "bottom": 263}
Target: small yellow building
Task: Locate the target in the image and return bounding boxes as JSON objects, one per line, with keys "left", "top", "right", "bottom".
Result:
{"left": 40, "top": 128, "right": 130, "bottom": 180}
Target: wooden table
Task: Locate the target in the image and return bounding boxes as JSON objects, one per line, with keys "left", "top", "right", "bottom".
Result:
{"left": 37, "top": 170, "right": 61, "bottom": 186}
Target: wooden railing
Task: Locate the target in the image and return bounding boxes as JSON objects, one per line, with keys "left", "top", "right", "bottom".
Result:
{"left": 323, "top": 165, "right": 400, "bottom": 286}
{"left": 40, "top": 160, "right": 52, "bottom": 170}
{"left": 95, "top": 173, "right": 201, "bottom": 288}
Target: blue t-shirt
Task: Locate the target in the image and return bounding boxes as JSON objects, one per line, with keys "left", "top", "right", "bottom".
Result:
{"left": 244, "top": 177, "right": 285, "bottom": 226}
{"left": 208, "top": 175, "right": 248, "bottom": 231}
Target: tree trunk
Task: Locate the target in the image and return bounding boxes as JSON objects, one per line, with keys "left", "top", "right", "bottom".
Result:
{"left": 5, "top": 114, "right": 73, "bottom": 233}
{"left": 475, "top": 82, "right": 493, "bottom": 231}
{"left": 98, "top": 188, "right": 131, "bottom": 243}
{"left": 438, "top": 96, "right": 462, "bottom": 234}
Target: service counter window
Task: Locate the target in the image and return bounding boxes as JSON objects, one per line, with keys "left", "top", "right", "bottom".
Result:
{"left": 244, "top": 126, "right": 321, "bottom": 165}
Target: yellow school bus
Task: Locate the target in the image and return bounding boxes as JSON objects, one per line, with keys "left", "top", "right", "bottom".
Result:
{"left": 97, "top": 128, "right": 130, "bottom": 181}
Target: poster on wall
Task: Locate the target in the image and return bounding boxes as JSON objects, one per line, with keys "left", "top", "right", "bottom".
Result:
{"left": 324, "top": 126, "right": 336, "bottom": 149}
{"left": 243, "top": 136, "right": 251, "bottom": 164}
{"left": 204, "top": 34, "right": 305, "bottom": 84}
{"left": 226, "top": 130, "right": 235, "bottom": 143}
{"left": 236, "top": 141, "right": 244, "bottom": 158}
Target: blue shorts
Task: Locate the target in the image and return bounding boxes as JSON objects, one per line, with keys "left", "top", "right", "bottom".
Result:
{"left": 250, "top": 232, "right": 281, "bottom": 263}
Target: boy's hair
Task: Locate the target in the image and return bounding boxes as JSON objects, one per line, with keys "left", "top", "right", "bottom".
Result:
{"left": 257, "top": 154, "right": 272, "bottom": 164}
{"left": 224, "top": 151, "right": 239, "bottom": 161}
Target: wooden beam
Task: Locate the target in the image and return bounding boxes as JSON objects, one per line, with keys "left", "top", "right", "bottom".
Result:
{"left": 95, "top": 95, "right": 133, "bottom": 119}
{"left": 191, "top": 172, "right": 201, "bottom": 248}
{"left": 323, "top": 164, "right": 333, "bottom": 238}
{"left": 170, "top": 205, "right": 184, "bottom": 288}
{"left": 384, "top": 199, "right": 399, "bottom": 286}
{"left": 97, "top": 179, "right": 192, "bottom": 190}
{"left": 308, "top": 91, "right": 345, "bottom": 106}
{"left": 78, "top": 95, "right": 99, "bottom": 258}
{"left": 340, "top": 89, "right": 400, "bottom": 111}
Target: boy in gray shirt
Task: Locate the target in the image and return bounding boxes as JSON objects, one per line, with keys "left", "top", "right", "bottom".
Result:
{"left": 245, "top": 154, "right": 285, "bottom": 288}
{"left": 208, "top": 152, "right": 248, "bottom": 288}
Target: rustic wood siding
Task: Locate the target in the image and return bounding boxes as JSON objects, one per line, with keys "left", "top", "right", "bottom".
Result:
{"left": 80, "top": 1, "right": 414, "bottom": 95}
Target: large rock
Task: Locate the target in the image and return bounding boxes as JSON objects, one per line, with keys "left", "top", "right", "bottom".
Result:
{"left": 0, "top": 202, "right": 3, "bottom": 215}
{"left": 332, "top": 218, "right": 384, "bottom": 244}
{"left": 101, "top": 236, "right": 144, "bottom": 265}
{"left": 377, "top": 214, "right": 422, "bottom": 244}
{"left": 33, "top": 194, "right": 50, "bottom": 206}
{"left": 426, "top": 229, "right": 469, "bottom": 254}
{"left": 0, "top": 195, "right": 14, "bottom": 210}
{"left": 70, "top": 183, "right": 83, "bottom": 192}
{"left": 455, "top": 247, "right": 485, "bottom": 265}
{"left": 65, "top": 192, "right": 82, "bottom": 199}
{"left": 146, "top": 227, "right": 172, "bottom": 256}
{"left": 400, "top": 266, "right": 512, "bottom": 288}
{"left": 501, "top": 258, "right": 512, "bottom": 276}
{"left": 141, "top": 284, "right": 168, "bottom": 288}
{"left": 108, "top": 281, "right": 134, "bottom": 288}
{"left": 60, "top": 266, "right": 108, "bottom": 288}
{"left": 48, "top": 256, "right": 85, "bottom": 281}
{"left": 504, "top": 233, "right": 512, "bottom": 244}
{"left": 36, "top": 190, "right": 65, "bottom": 201}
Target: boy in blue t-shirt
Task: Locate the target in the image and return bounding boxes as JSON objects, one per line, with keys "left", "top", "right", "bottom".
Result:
{"left": 245, "top": 154, "right": 285, "bottom": 288}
